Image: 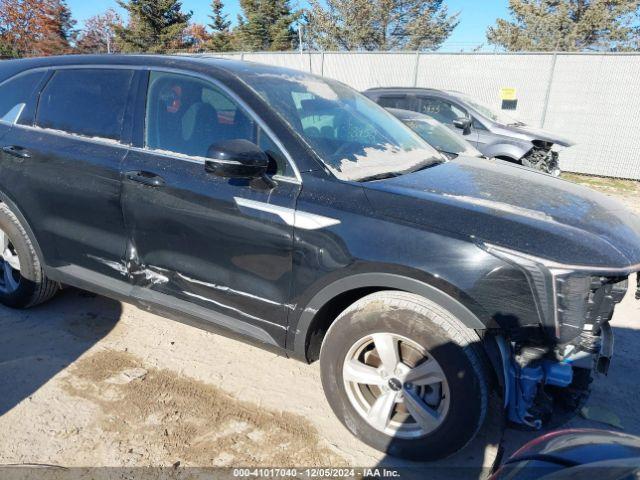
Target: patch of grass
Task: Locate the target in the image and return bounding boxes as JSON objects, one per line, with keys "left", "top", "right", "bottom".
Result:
{"left": 561, "top": 172, "right": 639, "bottom": 193}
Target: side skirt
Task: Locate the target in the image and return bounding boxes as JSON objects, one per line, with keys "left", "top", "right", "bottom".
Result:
{"left": 47, "top": 265, "right": 288, "bottom": 357}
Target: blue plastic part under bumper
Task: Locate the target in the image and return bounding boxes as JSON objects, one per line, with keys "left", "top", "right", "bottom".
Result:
{"left": 506, "top": 360, "right": 573, "bottom": 429}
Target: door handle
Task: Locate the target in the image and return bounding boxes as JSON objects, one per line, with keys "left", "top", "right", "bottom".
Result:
{"left": 125, "top": 170, "right": 165, "bottom": 187}
{"left": 2, "top": 145, "right": 31, "bottom": 159}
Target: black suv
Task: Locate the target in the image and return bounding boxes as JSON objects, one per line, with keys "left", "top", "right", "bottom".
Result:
{"left": 1, "top": 55, "right": 639, "bottom": 461}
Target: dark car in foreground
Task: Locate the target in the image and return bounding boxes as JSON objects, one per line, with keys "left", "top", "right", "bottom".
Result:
{"left": 387, "top": 107, "right": 483, "bottom": 160}
{"left": 492, "top": 429, "right": 640, "bottom": 479}
{"left": 1, "top": 55, "right": 639, "bottom": 461}
{"left": 363, "top": 87, "right": 574, "bottom": 176}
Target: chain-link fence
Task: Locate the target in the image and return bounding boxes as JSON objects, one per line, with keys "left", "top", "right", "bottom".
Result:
{"left": 207, "top": 51, "right": 640, "bottom": 180}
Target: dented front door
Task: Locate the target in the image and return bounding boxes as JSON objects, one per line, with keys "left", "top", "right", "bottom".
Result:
{"left": 120, "top": 149, "right": 299, "bottom": 348}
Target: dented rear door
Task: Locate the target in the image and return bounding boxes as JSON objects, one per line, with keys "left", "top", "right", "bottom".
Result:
{"left": 1, "top": 68, "right": 136, "bottom": 281}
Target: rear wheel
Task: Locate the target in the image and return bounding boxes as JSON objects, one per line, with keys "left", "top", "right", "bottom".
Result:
{"left": 320, "top": 291, "right": 488, "bottom": 460}
{"left": 0, "top": 203, "right": 58, "bottom": 308}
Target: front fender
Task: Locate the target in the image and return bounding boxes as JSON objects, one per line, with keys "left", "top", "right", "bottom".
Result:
{"left": 289, "top": 272, "right": 488, "bottom": 361}
{"left": 484, "top": 142, "right": 531, "bottom": 161}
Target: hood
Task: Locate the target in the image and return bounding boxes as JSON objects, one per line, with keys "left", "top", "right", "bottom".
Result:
{"left": 440, "top": 146, "right": 483, "bottom": 160}
{"left": 363, "top": 156, "right": 640, "bottom": 269}
{"left": 493, "top": 123, "right": 575, "bottom": 147}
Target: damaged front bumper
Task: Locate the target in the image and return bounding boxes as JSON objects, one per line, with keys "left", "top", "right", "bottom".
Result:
{"left": 521, "top": 147, "right": 560, "bottom": 176}
{"left": 498, "top": 322, "right": 614, "bottom": 429}
{"left": 484, "top": 245, "right": 638, "bottom": 429}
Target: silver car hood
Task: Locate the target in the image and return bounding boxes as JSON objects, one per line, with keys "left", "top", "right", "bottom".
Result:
{"left": 492, "top": 123, "right": 575, "bottom": 147}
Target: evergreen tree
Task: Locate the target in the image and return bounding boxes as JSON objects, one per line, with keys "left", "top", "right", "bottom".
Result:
{"left": 305, "top": 0, "right": 459, "bottom": 51}
{"left": 487, "top": 0, "right": 640, "bottom": 51}
{"left": 115, "top": 0, "right": 192, "bottom": 53}
{"left": 235, "top": 0, "right": 299, "bottom": 51}
{"left": 208, "top": 0, "right": 232, "bottom": 51}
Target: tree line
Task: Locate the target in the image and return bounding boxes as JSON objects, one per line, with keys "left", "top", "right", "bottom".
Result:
{"left": 1, "top": 0, "right": 638, "bottom": 58}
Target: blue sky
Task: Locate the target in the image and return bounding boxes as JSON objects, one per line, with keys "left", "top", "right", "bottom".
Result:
{"left": 66, "top": 0, "right": 510, "bottom": 52}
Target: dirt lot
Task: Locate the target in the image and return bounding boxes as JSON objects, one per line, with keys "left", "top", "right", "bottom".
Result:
{"left": 1, "top": 174, "right": 639, "bottom": 478}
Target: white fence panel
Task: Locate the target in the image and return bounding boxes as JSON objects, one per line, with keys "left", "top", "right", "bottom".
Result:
{"left": 544, "top": 54, "right": 640, "bottom": 179}
{"left": 415, "top": 54, "right": 554, "bottom": 127}
{"left": 322, "top": 52, "right": 418, "bottom": 90}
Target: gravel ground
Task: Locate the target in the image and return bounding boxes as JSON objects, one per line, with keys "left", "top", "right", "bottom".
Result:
{"left": 0, "top": 175, "right": 639, "bottom": 478}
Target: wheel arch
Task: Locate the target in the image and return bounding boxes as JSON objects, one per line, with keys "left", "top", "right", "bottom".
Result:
{"left": 486, "top": 143, "right": 530, "bottom": 161}
{"left": 0, "top": 189, "right": 47, "bottom": 271}
{"left": 290, "top": 273, "right": 490, "bottom": 363}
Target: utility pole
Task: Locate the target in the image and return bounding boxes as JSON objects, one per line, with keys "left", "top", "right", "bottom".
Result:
{"left": 298, "top": 24, "right": 304, "bottom": 54}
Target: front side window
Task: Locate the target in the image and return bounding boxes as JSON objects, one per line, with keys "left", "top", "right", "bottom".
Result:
{"left": 453, "top": 93, "right": 522, "bottom": 126}
{"left": 0, "top": 71, "right": 45, "bottom": 124}
{"left": 145, "top": 71, "right": 290, "bottom": 176}
{"left": 241, "top": 71, "right": 440, "bottom": 181}
{"left": 416, "top": 97, "right": 467, "bottom": 126}
{"left": 404, "top": 119, "right": 481, "bottom": 157}
{"left": 36, "top": 69, "right": 134, "bottom": 141}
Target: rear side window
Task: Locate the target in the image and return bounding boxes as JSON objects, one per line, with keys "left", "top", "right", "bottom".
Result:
{"left": 36, "top": 69, "right": 134, "bottom": 141}
{"left": 0, "top": 71, "right": 45, "bottom": 124}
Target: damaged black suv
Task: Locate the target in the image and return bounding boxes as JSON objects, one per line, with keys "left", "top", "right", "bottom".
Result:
{"left": 1, "top": 55, "right": 639, "bottom": 461}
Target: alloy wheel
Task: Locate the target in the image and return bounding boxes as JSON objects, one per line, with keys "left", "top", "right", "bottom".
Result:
{"left": 0, "top": 227, "right": 21, "bottom": 294}
{"left": 342, "top": 332, "right": 450, "bottom": 439}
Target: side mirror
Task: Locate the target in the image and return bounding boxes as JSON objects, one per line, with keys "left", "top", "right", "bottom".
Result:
{"left": 453, "top": 117, "right": 472, "bottom": 134}
{"left": 205, "top": 139, "right": 269, "bottom": 179}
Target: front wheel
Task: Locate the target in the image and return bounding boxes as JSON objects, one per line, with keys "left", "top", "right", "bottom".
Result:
{"left": 320, "top": 291, "right": 488, "bottom": 460}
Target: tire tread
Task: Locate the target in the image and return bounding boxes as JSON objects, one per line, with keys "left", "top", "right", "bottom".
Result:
{"left": 0, "top": 202, "right": 58, "bottom": 307}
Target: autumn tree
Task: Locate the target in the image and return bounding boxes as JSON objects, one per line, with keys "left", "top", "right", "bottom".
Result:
{"left": 235, "top": 0, "right": 299, "bottom": 51}
{"left": 76, "top": 9, "right": 123, "bottom": 53}
{"left": 115, "top": 0, "right": 192, "bottom": 53}
{"left": 487, "top": 0, "right": 640, "bottom": 51}
{"left": 183, "top": 23, "right": 211, "bottom": 51}
{"left": 0, "top": 0, "right": 76, "bottom": 57}
{"left": 208, "top": 0, "right": 232, "bottom": 51}
{"left": 305, "top": 0, "right": 459, "bottom": 51}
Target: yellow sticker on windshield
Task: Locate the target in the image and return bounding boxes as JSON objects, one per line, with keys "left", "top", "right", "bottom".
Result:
{"left": 500, "top": 87, "right": 517, "bottom": 101}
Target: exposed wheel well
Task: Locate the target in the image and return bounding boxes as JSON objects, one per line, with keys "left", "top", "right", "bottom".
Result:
{"left": 304, "top": 286, "right": 389, "bottom": 362}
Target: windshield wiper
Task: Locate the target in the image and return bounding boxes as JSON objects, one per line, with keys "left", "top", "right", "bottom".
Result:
{"left": 357, "top": 158, "right": 445, "bottom": 182}
{"left": 357, "top": 171, "right": 404, "bottom": 182}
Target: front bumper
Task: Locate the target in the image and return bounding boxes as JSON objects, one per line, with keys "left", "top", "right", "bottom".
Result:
{"left": 501, "top": 320, "right": 616, "bottom": 429}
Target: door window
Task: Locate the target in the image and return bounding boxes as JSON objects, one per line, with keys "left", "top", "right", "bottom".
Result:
{"left": 0, "top": 71, "right": 46, "bottom": 124}
{"left": 377, "top": 95, "right": 413, "bottom": 110}
{"left": 416, "top": 97, "right": 468, "bottom": 126}
{"left": 36, "top": 69, "right": 134, "bottom": 141}
{"left": 145, "top": 71, "right": 290, "bottom": 176}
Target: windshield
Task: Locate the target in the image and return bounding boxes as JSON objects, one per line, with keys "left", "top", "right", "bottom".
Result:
{"left": 403, "top": 118, "right": 481, "bottom": 157}
{"left": 240, "top": 71, "right": 442, "bottom": 181}
{"left": 454, "top": 93, "right": 524, "bottom": 126}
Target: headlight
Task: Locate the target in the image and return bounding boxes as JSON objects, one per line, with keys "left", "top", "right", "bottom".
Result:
{"left": 483, "top": 244, "right": 628, "bottom": 344}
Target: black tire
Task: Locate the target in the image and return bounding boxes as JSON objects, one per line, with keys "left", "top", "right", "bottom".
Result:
{"left": 0, "top": 202, "right": 58, "bottom": 308}
{"left": 320, "top": 291, "right": 488, "bottom": 461}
